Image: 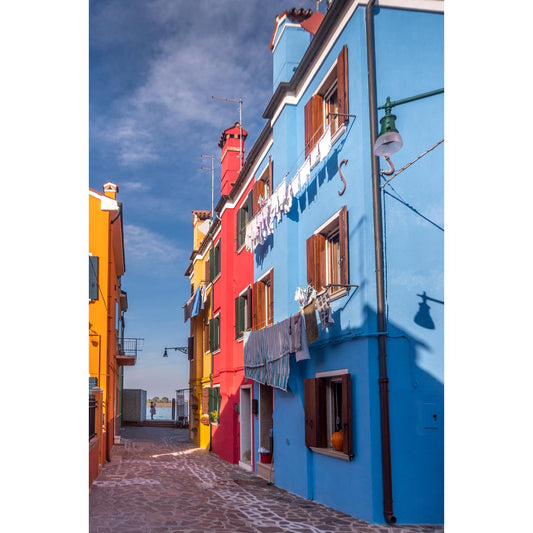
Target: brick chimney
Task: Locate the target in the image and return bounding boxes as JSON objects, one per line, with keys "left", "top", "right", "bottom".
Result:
{"left": 218, "top": 122, "right": 248, "bottom": 196}
{"left": 103, "top": 181, "right": 119, "bottom": 199}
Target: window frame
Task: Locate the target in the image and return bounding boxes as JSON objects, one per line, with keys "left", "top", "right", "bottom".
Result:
{"left": 304, "top": 45, "right": 348, "bottom": 158}
{"left": 306, "top": 206, "right": 349, "bottom": 299}
{"left": 252, "top": 269, "right": 274, "bottom": 331}
{"left": 304, "top": 369, "right": 353, "bottom": 460}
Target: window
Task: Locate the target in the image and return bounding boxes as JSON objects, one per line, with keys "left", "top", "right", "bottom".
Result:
{"left": 209, "top": 315, "right": 220, "bottom": 352}
{"left": 187, "top": 335, "right": 194, "bottom": 361}
{"left": 253, "top": 270, "right": 273, "bottom": 330}
{"left": 236, "top": 191, "right": 254, "bottom": 249}
{"left": 304, "top": 371, "right": 353, "bottom": 458}
{"left": 89, "top": 255, "right": 99, "bottom": 300}
{"left": 235, "top": 286, "right": 252, "bottom": 339}
{"left": 209, "top": 241, "right": 221, "bottom": 281}
{"left": 304, "top": 45, "right": 348, "bottom": 157}
{"left": 306, "top": 206, "right": 349, "bottom": 296}
{"left": 251, "top": 156, "right": 273, "bottom": 217}
{"left": 208, "top": 386, "right": 221, "bottom": 424}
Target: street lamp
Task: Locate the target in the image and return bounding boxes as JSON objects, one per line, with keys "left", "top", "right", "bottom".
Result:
{"left": 163, "top": 346, "right": 188, "bottom": 357}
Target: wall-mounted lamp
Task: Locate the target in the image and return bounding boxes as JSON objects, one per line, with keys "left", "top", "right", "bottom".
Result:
{"left": 163, "top": 346, "right": 188, "bottom": 357}
{"left": 374, "top": 88, "right": 444, "bottom": 158}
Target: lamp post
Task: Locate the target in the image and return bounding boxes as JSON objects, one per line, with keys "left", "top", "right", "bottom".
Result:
{"left": 162, "top": 346, "right": 188, "bottom": 357}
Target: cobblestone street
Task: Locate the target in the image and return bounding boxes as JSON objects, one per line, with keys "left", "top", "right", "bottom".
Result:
{"left": 89, "top": 427, "right": 443, "bottom": 533}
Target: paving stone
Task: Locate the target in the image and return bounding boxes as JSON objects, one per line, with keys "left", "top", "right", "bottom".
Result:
{"left": 90, "top": 427, "right": 443, "bottom": 533}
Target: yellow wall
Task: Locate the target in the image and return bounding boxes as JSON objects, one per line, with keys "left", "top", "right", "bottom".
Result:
{"left": 188, "top": 213, "right": 213, "bottom": 449}
{"left": 89, "top": 185, "right": 125, "bottom": 460}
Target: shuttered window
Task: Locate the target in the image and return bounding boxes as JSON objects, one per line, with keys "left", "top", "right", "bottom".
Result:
{"left": 89, "top": 255, "right": 99, "bottom": 300}
{"left": 209, "top": 241, "right": 221, "bottom": 281}
{"left": 304, "top": 45, "right": 348, "bottom": 157}
{"left": 235, "top": 286, "right": 252, "bottom": 339}
{"left": 306, "top": 206, "right": 349, "bottom": 294}
{"left": 252, "top": 270, "right": 273, "bottom": 331}
{"left": 187, "top": 336, "right": 194, "bottom": 361}
{"left": 209, "top": 316, "right": 220, "bottom": 352}
{"left": 208, "top": 387, "right": 221, "bottom": 424}
{"left": 304, "top": 373, "right": 353, "bottom": 457}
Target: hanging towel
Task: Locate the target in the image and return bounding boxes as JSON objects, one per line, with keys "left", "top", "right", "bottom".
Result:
{"left": 288, "top": 312, "right": 302, "bottom": 354}
{"left": 303, "top": 300, "right": 319, "bottom": 344}
{"left": 295, "top": 310, "right": 311, "bottom": 361}
{"left": 318, "top": 125, "right": 332, "bottom": 162}
{"left": 316, "top": 291, "right": 334, "bottom": 330}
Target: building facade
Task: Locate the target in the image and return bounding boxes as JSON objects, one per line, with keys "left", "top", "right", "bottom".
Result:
{"left": 89, "top": 182, "right": 133, "bottom": 485}
{"left": 185, "top": 0, "right": 443, "bottom": 525}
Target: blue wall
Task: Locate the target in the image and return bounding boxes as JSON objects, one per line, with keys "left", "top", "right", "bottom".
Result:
{"left": 251, "top": 4, "right": 443, "bottom": 525}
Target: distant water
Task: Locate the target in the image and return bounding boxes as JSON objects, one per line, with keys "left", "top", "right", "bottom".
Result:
{"left": 146, "top": 406, "right": 173, "bottom": 420}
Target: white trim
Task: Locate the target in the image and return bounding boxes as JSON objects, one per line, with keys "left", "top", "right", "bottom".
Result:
{"left": 314, "top": 207, "right": 344, "bottom": 235}
{"left": 268, "top": 0, "right": 443, "bottom": 127}
{"left": 316, "top": 368, "right": 349, "bottom": 378}
{"left": 272, "top": 21, "right": 303, "bottom": 52}
{"left": 257, "top": 267, "right": 273, "bottom": 284}
{"left": 89, "top": 189, "right": 119, "bottom": 212}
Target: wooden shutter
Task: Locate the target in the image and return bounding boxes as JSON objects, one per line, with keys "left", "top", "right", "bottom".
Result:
{"left": 246, "top": 190, "right": 254, "bottom": 221}
{"left": 306, "top": 234, "right": 326, "bottom": 291}
{"left": 215, "top": 243, "right": 220, "bottom": 277}
{"left": 268, "top": 156, "right": 273, "bottom": 196}
{"left": 341, "top": 373, "right": 352, "bottom": 455}
{"left": 89, "top": 256, "right": 99, "bottom": 300}
{"left": 304, "top": 378, "right": 327, "bottom": 448}
{"left": 236, "top": 208, "right": 246, "bottom": 249}
{"left": 202, "top": 388, "right": 209, "bottom": 415}
{"left": 187, "top": 336, "right": 194, "bottom": 361}
{"left": 267, "top": 270, "right": 274, "bottom": 326}
{"left": 252, "top": 179, "right": 265, "bottom": 217}
{"left": 209, "top": 247, "right": 214, "bottom": 281}
{"left": 338, "top": 206, "right": 349, "bottom": 285}
{"left": 235, "top": 296, "right": 244, "bottom": 339}
{"left": 337, "top": 45, "right": 349, "bottom": 123}
{"left": 205, "top": 257, "right": 210, "bottom": 283}
{"left": 305, "top": 95, "right": 324, "bottom": 157}
{"left": 253, "top": 280, "right": 265, "bottom": 330}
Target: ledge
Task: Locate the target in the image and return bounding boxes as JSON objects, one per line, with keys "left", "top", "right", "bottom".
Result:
{"left": 309, "top": 446, "right": 352, "bottom": 461}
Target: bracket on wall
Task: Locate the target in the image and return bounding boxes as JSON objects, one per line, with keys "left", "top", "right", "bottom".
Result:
{"left": 338, "top": 159, "right": 348, "bottom": 195}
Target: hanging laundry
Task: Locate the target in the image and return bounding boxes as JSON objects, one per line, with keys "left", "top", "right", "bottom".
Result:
{"left": 300, "top": 158, "right": 311, "bottom": 189}
{"left": 316, "top": 291, "right": 334, "bottom": 330}
{"left": 310, "top": 143, "right": 320, "bottom": 169}
{"left": 318, "top": 125, "right": 332, "bottom": 163}
{"left": 303, "top": 300, "right": 319, "bottom": 344}
{"left": 288, "top": 311, "right": 302, "bottom": 354}
{"left": 295, "top": 310, "right": 311, "bottom": 361}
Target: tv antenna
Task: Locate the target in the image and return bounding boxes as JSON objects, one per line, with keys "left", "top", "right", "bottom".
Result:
{"left": 212, "top": 95, "right": 244, "bottom": 169}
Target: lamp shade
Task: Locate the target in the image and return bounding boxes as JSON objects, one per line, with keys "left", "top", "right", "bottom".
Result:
{"left": 163, "top": 348, "right": 168, "bottom": 357}
{"left": 374, "top": 113, "right": 403, "bottom": 156}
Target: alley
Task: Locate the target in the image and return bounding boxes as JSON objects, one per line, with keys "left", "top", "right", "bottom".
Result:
{"left": 89, "top": 427, "right": 443, "bottom": 533}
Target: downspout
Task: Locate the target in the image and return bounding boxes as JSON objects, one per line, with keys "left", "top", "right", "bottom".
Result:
{"left": 366, "top": 0, "right": 396, "bottom": 524}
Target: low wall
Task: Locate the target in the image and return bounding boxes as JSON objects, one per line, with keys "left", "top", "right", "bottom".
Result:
{"left": 89, "top": 437, "right": 100, "bottom": 487}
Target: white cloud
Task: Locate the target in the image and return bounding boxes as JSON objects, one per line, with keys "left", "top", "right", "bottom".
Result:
{"left": 124, "top": 224, "right": 186, "bottom": 274}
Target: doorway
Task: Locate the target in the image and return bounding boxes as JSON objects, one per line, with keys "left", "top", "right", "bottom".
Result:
{"left": 239, "top": 385, "right": 253, "bottom": 470}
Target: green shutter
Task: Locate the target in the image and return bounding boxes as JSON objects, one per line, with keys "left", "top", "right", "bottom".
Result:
{"left": 236, "top": 208, "right": 246, "bottom": 249}
{"left": 89, "top": 256, "right": 99, "bottom": 300}
{"left": 215, "top": 243, "right": 220, "bottom": 277}
{"left": 209, "top": 248, "right": 214, "bottom": 281}
{"left": 210, "top": 316, "right": 220, "bottom": 351}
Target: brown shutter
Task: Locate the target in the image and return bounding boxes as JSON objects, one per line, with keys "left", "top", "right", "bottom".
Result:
{"left": 268, "top": 156, "right": 273, "bottom": 196}
{"left": 338, "top": 205, "right": 349, "bottom": 285}
{"left": 205, "top": 258, "right": 210, "bottom": 283}
{"left": 337, "top": 45, "right": 349, "bottom": 123}
{"left": 252, "top": 179, "right": 266, "bottom": 216}
{"left": 202, "top": 388, "right": 209, "bottom": 415}
{"left": 341, "top": 373, "right": 352, "bottom": 455}
{"left": 315, "top": 233, "right": 326, "bottom": 291}
{"left": 253, "top": 281, "right": 265, "bottom": 330}
{"left": 304, "top": 378, "right": 327, "bottom": 448}
{"left": 306, "top": 235, "right": 316, "bottom": 290}
{"left": 304, "top": 98, "right": 313, "bottom": 158}
{"left": 312, "top": 94, "right": 324, "bottom": 146}
{"left": 267, "top": 270, "right": 274, "bottom": 326}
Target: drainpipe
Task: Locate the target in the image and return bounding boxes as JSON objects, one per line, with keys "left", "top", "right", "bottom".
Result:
{"left": 366, "top": 0, "right": 396, "bottom": 524}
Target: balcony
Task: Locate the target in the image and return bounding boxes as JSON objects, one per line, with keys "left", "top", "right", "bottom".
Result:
{"left": 116, "top": 337, "right": 144, "bottom": 366}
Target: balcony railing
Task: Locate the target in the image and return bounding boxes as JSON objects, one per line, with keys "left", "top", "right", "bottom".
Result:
{"left": 117, "top": 337, "right": 144, "bottom": 366}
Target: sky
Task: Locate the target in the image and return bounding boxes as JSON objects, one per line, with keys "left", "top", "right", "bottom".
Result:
{"left": 88, "top": 0, "right": 322, "bottom": 399}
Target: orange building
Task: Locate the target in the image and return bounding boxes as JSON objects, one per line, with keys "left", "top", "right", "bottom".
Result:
{"left": 89, "top": 182, "right": 132, "bottom": 486}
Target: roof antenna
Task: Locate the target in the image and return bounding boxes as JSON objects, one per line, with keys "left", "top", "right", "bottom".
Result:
{"left": 212, "top": 95, "right": 244, "bottom": 169}
{"left": 200, "top": 154, "right": 215, "bottom": 218}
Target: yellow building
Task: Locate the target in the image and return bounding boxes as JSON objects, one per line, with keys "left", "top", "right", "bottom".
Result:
{"left": 184, "top": 210, "right": 215, "bottom": 449}
{"left": 89, "top": 182, "right": 132, "bottom": 483}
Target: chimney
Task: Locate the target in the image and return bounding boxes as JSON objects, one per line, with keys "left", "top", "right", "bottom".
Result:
{"left": 218, "top": 122, "right": 248, "bottom": 196}
{"left": 103, "top": 181, "right": 119, "bottom": 200}
{"left": 192, "top": 210, "right": 212, "bottom": 251}
{"left": 269, "top": 8, "right": 322, "bottom": 91}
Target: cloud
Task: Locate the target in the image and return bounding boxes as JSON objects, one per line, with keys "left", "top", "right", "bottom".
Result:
{"left": 124, "top": 223, "right": 186, "bottom": 274}
{"left": 90, "top": 0, "right": 288, "bottom": 167}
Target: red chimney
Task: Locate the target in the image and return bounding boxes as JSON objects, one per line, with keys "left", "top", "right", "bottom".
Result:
{"left": 218, "top": 122, "right": 248, "bottom": 196}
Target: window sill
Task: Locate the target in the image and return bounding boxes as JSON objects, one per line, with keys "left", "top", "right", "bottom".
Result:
{"left": 309, "top": 446, "right": 352, "bottom": 461}
{"left": 317, "top": 286, "right": 349, "bottom": 302}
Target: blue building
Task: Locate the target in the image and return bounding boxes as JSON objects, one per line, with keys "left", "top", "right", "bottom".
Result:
{"left": 240, "top": 0, "right": 444, "bottom": 526}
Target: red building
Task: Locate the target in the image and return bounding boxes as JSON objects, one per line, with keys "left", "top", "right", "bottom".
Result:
{"left": 210, "top": 123, "right": 256, "bottom": 467}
